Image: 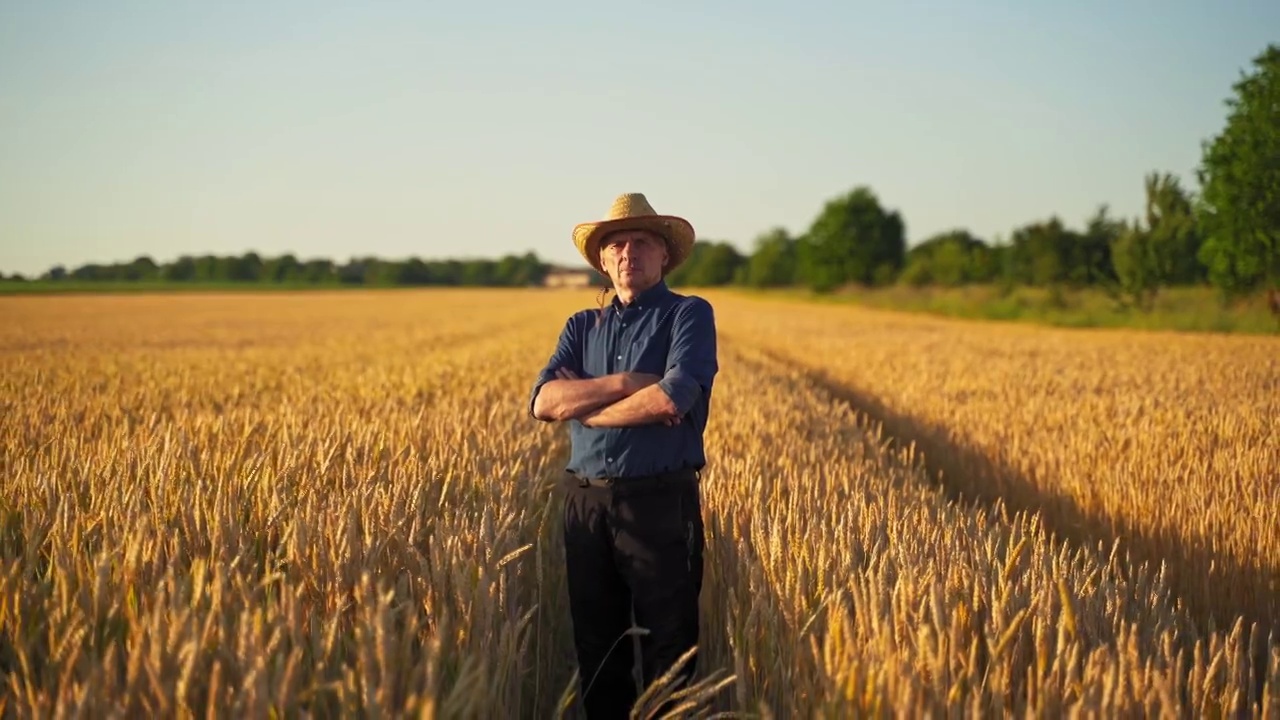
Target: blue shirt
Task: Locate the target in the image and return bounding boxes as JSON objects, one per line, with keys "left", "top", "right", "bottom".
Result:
{"left": 529, "top": 279, "right": 718, "bottom": 479}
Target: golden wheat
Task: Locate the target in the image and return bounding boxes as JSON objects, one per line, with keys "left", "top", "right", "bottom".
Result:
{"left": 700, "top": 340, "right": 1275, "bottom": 717}
{"left": 701, "top": 292, "right": 1280, "bottom": 641}
{"left": 1, "top": 288, "right": 1276, "bottom": 718}
{"left": 1, "top": 290, "right": 585, "bottom": 717}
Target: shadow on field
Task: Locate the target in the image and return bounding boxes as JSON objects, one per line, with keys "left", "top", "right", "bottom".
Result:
{"left": 746, "top": 345, "right": 1278, "bottom": 654}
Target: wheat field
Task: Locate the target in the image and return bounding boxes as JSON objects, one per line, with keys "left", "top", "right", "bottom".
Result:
{"left": 1, "top": 288, "right": 1277, "bottom": 718}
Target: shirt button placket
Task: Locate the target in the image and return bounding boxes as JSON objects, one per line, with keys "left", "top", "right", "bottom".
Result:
{"left": 614, "top": 311, "right": 624, "bottom": 366}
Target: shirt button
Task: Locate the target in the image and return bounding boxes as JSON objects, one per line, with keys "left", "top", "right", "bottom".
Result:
{"left": 616, "top": 355, "right": 622, "bottom": 361}
{"left": 607, "top": 457, "right": 614, "bottom": 463}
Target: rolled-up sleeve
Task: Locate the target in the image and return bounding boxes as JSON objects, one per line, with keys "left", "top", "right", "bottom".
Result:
{"left": 658, "top": 297, "right": 718, "bottom": 416}
{"left": 529, "top": 315, "right": 581, "bottom": 419}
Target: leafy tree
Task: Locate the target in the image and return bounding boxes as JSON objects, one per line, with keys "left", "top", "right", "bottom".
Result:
{"left": 224, "top": 252, "right": 263, "bottom": 282}
{"left": 1143, "top": 173, "right": 1203, "bottom": 285}
{"left": 396, "top": 257, "right": 431, "bottom": 285}
{"left": 902, "top": 230, "right": 988, "bottom": 287}
{"left": 1073, "top": 206, "right": 1122, "bottom": 286}
{"left": 1112, "top": 172, "right": 1205, "bottom": 310}
{"left": 70, "top": 264, "right": 107, "bottom": 281}
{"left": 263, "top": 254, "right": 301, "bottom": 283}
{"left": 461, "top": 259, "right": 496, "bottom": 286}
{"left": 796, "top": 187, "right": 906, "bottom": 292}
{"left": 299, "top": 259, "right": 336, "bottom": 284}
{"left": 123, "top": 256, "right": 160, "bottom": 281}
{"left": 1196, "top": 43, "right": 1280, "bottom": 297}
{"left": 691, "top": 242, "right": 746, "bottom": 286}
{"left": 744, "top": 227, "right": 797, "bottom": 288}
{"left": 1111, "top": 220, "right": 1159, "bottom": 310}
{"left": 667, "top": 240, "right": 746, "bottom": 287}
{"left": 1007, "top": 217, "right": 1076, "bottom": 286}
{"left": 165, "top": 256, "right": 197, "bottom": 281}
{"left": 504, "top": 251, "right": 550, "bottom": 284}
{"left": 192, "top": 255, "right": 221, "bottom": 282}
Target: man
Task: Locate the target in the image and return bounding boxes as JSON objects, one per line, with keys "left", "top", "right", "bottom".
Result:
{"left": 529, "top": 192, "right": 718, "bottom": 718}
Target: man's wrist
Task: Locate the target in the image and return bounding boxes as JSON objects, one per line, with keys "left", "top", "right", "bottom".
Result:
{"left": 612, "top": 373, "right": 631, "bottom": 399}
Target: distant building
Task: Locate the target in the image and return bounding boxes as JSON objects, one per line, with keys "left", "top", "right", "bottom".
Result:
{"left": 543, "top": 266, "right": 598, "bottom": 289}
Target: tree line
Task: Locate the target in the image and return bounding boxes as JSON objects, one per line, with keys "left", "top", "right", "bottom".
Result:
{"left": 26, "top": 251, "right": 558, "bottom": 289}
{"left": 14, "top": 44, "right": 1277, "bottom": 306}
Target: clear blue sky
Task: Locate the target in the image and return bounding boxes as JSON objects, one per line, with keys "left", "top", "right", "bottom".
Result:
{"left": 1, "top": 1, "right": 1276, "bottom": 276}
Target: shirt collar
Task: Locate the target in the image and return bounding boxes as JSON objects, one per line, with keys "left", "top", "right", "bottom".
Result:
{"left": 611, "top": 278, "right": 672, "bottom": 312}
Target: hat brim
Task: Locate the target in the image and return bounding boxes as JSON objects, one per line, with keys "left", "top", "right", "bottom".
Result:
{"left": 572, "top": 215, "right": 696, "bottom": 277}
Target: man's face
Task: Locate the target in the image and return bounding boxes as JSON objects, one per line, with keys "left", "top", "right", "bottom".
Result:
{"left": 599, "top": 229, "right": 669, "bottom": 294}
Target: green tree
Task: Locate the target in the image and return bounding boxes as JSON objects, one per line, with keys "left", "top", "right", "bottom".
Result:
{"left": 1073, "top": 206, "right": 1122, "bottom": 286}
{"left": 1111, "top": 220, "right": 1159, "bottom": 310}
{"left": 461, "top": 259, "right": 496, "bottom": 286}
{"left": 1196, "top": 43, "right": 1280, "bottom": 297}
{"left": 123, "top": 256, "right": 160, "bottom": 281}
{"left": 192, "top": 255, "right": 222, "bottom": 282}
{"left": 1007, "top": 217, "right": 1077, "bottom": 287}
{"left": 263, "top": 254, "right": 301, "bottom": 283}
{"left": 491, "top": 252, "right": 547, "bottom": 286}
{"left": 667, "top": 240, "right": 746, "bottom": 287}
{"left": 902, "top": 229, "right": 988, "bottom": 287}
{"left": 299, "top": 259, "right": 335, "bottom": 284}
{"left": 796, "top": 187, "right": 906, "bottom": 292}
{"left": 1143, "top": 173, "right": 1203, "bottom": 285}
{"left": 396, "top": 257, "right": 431, "bottom": 285}
{"left": 1112, "top": 173, "right": 1206, "bottom": 309}
{"left": 744, "top": 227, "right": 797, "bottom": 287}
{"left": 165, "top": 256, "right": 197, "bottom": 281}
{"left": 225, "top": 252, "right": 263, "bottom": 282}
{"left": 691, "top": 242, "right": 745, "bottom": 286}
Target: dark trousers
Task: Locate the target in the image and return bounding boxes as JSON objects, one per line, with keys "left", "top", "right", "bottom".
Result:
{"left": 561, "top": 469, "right": 705, "bottom": 720}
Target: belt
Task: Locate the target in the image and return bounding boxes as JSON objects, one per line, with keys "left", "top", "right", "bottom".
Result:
{"left": 569, "top": 466, "right": 700, "bottom": 489}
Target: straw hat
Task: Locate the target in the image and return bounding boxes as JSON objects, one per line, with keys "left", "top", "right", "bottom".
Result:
{"left": 572, "top": 193, "right": 696, "bottom": 277}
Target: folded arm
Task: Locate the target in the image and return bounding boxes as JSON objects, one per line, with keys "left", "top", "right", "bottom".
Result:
{"left": 533, "top": 372, "right": 628, "bottom": 422}
{"left": 529, "top": 316, "right": 590, "bottom": 422}
{"left": 580, "top": 297, "right": 718, "bottom": 429}
{"left": 528, "top": 315, "right": 667, "bottom": 423}
{"left": 579, "top": 383, "right": 680, "bottom": 428}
